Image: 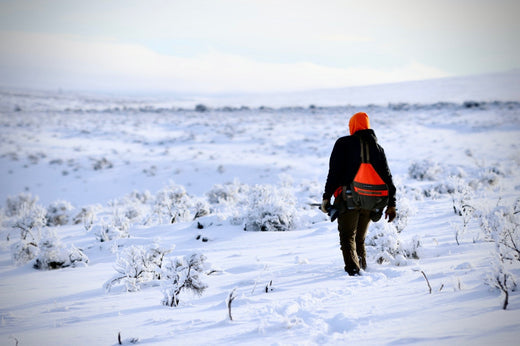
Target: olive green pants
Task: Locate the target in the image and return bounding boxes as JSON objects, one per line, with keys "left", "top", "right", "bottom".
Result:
{"left": 337, "top": 208, "right": 371, "bottom": 275}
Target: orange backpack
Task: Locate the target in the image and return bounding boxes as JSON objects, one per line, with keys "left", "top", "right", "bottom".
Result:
{"left": 350, "top": 139, "right": 389, "bottom": 211}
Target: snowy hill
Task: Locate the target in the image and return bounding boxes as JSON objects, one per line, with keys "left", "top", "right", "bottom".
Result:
{"left": 205, "top": 70, "right": 520, "bottom": 108}
{"left": 0, "top": 73, "right": 519, "bottom": 345}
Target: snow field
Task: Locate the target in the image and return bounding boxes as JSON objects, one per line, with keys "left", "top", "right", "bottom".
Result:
{"left": 1, "top": 80, "right": 520, "bottom": 345}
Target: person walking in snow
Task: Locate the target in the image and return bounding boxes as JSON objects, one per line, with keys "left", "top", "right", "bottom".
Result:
{"left": 321, "top": 112, "right": 396, "bottom": 276}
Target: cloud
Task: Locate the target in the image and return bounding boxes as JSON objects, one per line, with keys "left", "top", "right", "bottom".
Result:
{"left": 0, "top": 31, "right": 449, "bottom": 94}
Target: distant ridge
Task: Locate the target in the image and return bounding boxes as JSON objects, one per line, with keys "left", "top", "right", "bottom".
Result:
{"left": 1, "top": 71, "right": 519, "bottom": 110}
{"left": 207, "top": 71, "right": 520, "bottom": 108}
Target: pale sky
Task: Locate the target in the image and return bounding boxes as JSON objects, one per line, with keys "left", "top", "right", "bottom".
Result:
{"left": 0, "top": 0, "right": 518, "bottom": 94}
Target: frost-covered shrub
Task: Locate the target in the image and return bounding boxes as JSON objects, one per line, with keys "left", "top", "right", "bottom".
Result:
{"left": 408, "top": 159, "right": 442, "bottom": 181}
{"left": 110, "top": 191, "right": 153, "bottom": 224}
{"left": 479, "top": 199, "right": 520, "bottom": 261}
{"left": 125, "top": 204, "right": 146, "bottom": 222}
{"left": 476, "top": 167, "right": 502, "bottom": 187}
{"left": 192, "top": 198, "right": 210, "bottom": 220}
{"left": 402, "top": 235, "right": 422, "bottom": 260}
{"left": 33, "top": 229, "right": 88, "bottom": 270}
{"left": 104, "top": 244, "right": 173, "bottom": 292}
{"left": 391, "top": 207, "right": 409, "bottom": 235}
{"left": 391, "top": 182, "right": 416, "bottom": 233}
{"left": 92, "top": 211, "right": 130, "bottom": 242}
{"left": 105, "top": 246, "right": 150, "bottom": 292}
{"left": 485, "top": 252, "right": 517, "bottom": 310}
{"left": 367, "top": 222, "right": 421, "bottom": 266}
{"left": 423, "top": 182, "right": 455, "bottom": 198}
{"left": 5, "top": 193, "right": 39, "bottom": 217}
{"left": 11, "top": 239, "right": 39, "bottom": 265}
{"left": 151, "top": 183, "right": 193, "bottom": 224}
{"left": 46, "top": 200, "right": 74, "bottom": 226}
{"left": 73, "top": 205, "right": 101, "bottom": 231}
{"left": 11, "top": 227, "right": 88, "bottom": 268}
{"left": 5, "top": 196, "right": 46, "bottom": 265}
{"left": 243, "top": 184, "right": 297, "bottom": 232}
{"left": 126, "top": 190, "right": 153, "bottom": 204}
{"left": 480, "top": 199, "right": 519, "bottom": 309}
{"left": 367, "top": 223, "right": 399, "bottom": 263}
{"left": 206, "top": 180, "right": 249, "bottom": 205}
{"left": 161, "top": 253, "right": 208, "bottom": 307}
{"left": 206, "top": 181, "right": 249, "bottom": 222}
{"left": 449, "top": 176, "right": 477, "bottom": 245}
{"left": 9, "top": 202, "right": 46, "bottom": 243}
{"left": 146, "top": 244, "right": 174, "bottom": 280}
{"left": 118, "top": 202, "right": 147, "bottom": 225}
{"left": 92, "top": 223, "right": 128, "bottom": 243}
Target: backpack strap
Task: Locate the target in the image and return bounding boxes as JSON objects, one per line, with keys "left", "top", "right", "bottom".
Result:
{"left": 359, "top": 138, "right": 370, "bottom": 164}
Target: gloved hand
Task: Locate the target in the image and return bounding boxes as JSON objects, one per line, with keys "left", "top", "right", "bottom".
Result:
{"left": 320, "top": 199, "right": 330, "bottom": 213}
{"left": 385, "top": 206, "right": 396, "bottom": 223}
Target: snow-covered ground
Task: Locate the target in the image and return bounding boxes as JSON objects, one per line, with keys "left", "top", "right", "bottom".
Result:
{"left": 1, "top": 73, "right": 519, "bottom": 345}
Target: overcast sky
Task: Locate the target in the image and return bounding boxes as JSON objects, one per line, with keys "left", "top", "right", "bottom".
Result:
{"left": 0, "top": 0, "right": 518, "bottom": 94}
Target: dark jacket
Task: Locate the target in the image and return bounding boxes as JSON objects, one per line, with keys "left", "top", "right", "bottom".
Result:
{"left": 323, "top": 129, "right": 396, "bottom": 207}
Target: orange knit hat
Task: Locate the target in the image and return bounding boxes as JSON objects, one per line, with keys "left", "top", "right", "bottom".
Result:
{"left": 349, "top": 112, "right": 370, "bottom": 135}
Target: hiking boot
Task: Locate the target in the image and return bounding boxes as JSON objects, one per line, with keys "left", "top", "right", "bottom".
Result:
{"left": 345, "top": 266, "right": 360, "bottom": 276}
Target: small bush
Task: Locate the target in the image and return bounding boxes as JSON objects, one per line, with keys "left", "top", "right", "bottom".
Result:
{"left": 9, "top": 202, "right": 46, "bottom": 247}
{"left": 11, "top": 239, "right": 39, "bottom": 265}
{"left": 367, "top": 222, "right": 421, "bottom": 266}
{"left": 151, "top": 183, "right": 193, "bottom": 224}
{"left": 33, "top": 229, "right": 88, "bottom": 270}
{"left": 485, "top": 253, "right": 517, "bottom": 310}
{"left": 146, "top": 244, "right": 174, "bottom": 280}
{"left": 391, "top": 182, "right": 415, "bottom": 233}
{"left": 109, "top": 191, "right": 153, "bottom": 224}
{"left": 105, "top": 246, "right": 151, "bottom": 292}
{"left": 46, "top": 200, "right": 74, "bottom": 226}
{"left": 477, "top": 167, "right": 502, "bottom": 187}
{"left": 126, "top": 190, "right": 154, "bottom": 205}
{"left": 161, "top": 253, "right": 208, "bottom": 307}
{"left": 73, "top": 205, "right": 101, "bottom": 231}
{"left": 4, "top": 195, "right": 83, "bottom": 266}
{"left": 11, "top": 227, "right": 88, "bottom": 269}
{"left": 243, "top": 184, "right": 297, "bottom": 232}
{"left": 5, "top": 193, "right": 39, "bottom": 217}
{"left": 479, "top": 199, "right": 520, "bottom": 261}
{"left": 104, "top": 244, "right": 173, "bottom": 292}
{"left": 207, "top": 180, "right": 249, "bottom": 205}
{"left": 408, "top": 159, "right": 442, "bottom": 181}
{"left": 192, "top": 198, "right": 210, "bottom": 220}
{"left": 92, "top": 211, "right": 130, "bottom": 242}
{"left": 449, "top": 177, "right": 474, "bottom": 216}
{"left": 449, "top": 176, "right": 477, "bottom": 245}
